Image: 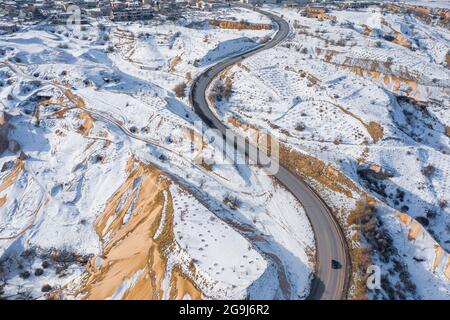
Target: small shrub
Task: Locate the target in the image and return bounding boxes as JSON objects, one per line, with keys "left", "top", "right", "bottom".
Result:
{"left": 295, "top": 122, "right": 306, "bottom": 131}
{"left": 57, "top": 43, "right": 69, "bottom": 49}
{"left": 105, "top": 45, "right": 114, "bottom": 53}
{"left": 34, "top": 268, "right": 44, "bottom": 276}
{"left": 211, "top": 78, "right": 233, "bottom": 102}
{"left": 41, "top": 284, "right": 52, "bottom": 293}
{"left": 223, "top": 194, "right": 241, "bottom": 210}
{"left": 421, "top": 164, "right": 435, "bottom": 177}
{"left": 336, "top": 39, "right": 346, "bottom": 46}
{"left": 174, "top": 82, "right": 187, "bottom": 98}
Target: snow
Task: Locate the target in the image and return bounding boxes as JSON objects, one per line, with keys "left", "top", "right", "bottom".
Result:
{"left": 2, "top": 1, "right": 446, "bottom": 300}
{"left": 214, "top": 4, "right": 450, "bottom": 299}
{"left": 380, "top": 205, "right": 450, "bottom": 299}
{"left": 0, "top": 6, "right": 313, "bottom": 300}
{"left": 402, "top": 1, "right": 450, "bottom": 9}
{"left": 107, "top": 269, "right": 144, "bottom": 300}
{"left": 171, "top": 185, "right": 266, "bottom": 299}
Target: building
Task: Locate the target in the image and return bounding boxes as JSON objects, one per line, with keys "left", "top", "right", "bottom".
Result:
{"left": 85, "top": 0, "right": 97, "bottom": 9}
{"left": 111, "top": 7, "right": 154, "bottom": 21}
{"left": 301, "top": 6, "right": 335, "bottom": 20}
{"left": 0, "top": 22, "right": 19, "bottom": 33}
{"left": 86, "top": 8, "right": 103, "bottom": 18}
{"left": 196, "top": 0, "right": 224, "bottom": 10}
{"left": 240, "top": 0, "right": 278, "bottom": 4}
{"left": 304, "top": 6, "right": 327, "bottom": 17}
{"left": 282, "top": 1, "right": 309, "bottom": 8}
{"left": 436, "top": 7, "right": 450, "bottom": 28}
{"left": 52, "top": 10, "right": 89, "bottom": 24}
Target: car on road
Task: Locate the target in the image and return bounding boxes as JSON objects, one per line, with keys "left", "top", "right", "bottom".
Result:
{"left": 331, "top": 259, "right": 342, "bottom": 269}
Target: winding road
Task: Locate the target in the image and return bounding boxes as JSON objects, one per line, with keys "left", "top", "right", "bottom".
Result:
{"left": 190, "top": 5, "right": 350, "bottom": 300}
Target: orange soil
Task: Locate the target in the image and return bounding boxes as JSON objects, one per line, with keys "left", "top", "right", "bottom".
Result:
{"left": 357, "top": 147, "right": 370, "bottom": 164}
{"left": 433, "top": 244, "right": 444, "bottom": 272}
{"left": 169, "top": 265, "right": 202, "bottom": 300}
{"left": 395, "top": 211, "right": 450, "bottom": 280}
{"left": 78, "top": 111, "right": 94, "bottom": 136}
{"left": 0, "top": 159, "right": 24, "bottom": 193}
{"left": 65, "top": 89, "right": 86, "bottom": 108}
{"left": 408, "top": 220, "right": 422, "bottom": 241}
{"left": 315, "top": 48, "right": 428, "bottom": 102}
{"left": 228, "top": 116, "right": 358, "bottom": 197}
{"left": 169, "top": 55, "right": 183, "bottom": 72}
{"left": 208, "top": 19, "right": 272, "bottom": 30}
{"left": 0, "top": 195, "right": 7, "bottom": 208}
{"left": 445, "top": 259, "right": 450, "bottom": 280}
{"left": 78, "top": 159, "right": 202, "bottom": 300}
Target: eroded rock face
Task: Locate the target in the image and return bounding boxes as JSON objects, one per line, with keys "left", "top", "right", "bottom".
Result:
{"left": 208, "top": 19, "right": 272, "bottom": 30}
{"left": 0, "top": 111, "right": 10, "bottom": 155}
{"left": 0, "top": 111, "right": 6, "bottom": 126}
{"left": 8, "top": 139, "right": 20, "bottom": 153}
{"left": 0, "top": 112, "right": 23, "bottom": 155}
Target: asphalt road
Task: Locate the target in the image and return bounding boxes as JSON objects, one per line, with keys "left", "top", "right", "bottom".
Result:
{"left": 190, "top": 5, "right": 350, "bottom": 300}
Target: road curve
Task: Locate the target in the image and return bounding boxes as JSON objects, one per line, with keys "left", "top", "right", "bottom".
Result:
{"left": 190, "top": 5, "right": 350, "bottom": 300}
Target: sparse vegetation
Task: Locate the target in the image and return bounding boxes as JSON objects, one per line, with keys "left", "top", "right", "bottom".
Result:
{"left": 57, "top": 43, "right": 69, "bottom": 49}
{"left": 41, "top": 284, "right": 52, "bottom": 293}
{"left": 421, "top": 164, "right": 435, "bottom": 177}
{"left": 105, "top": 45, "right": 114, "bottom": 53}
{"left": 210, "top": 77, "right": 233, "bottom": 102}
{"left": 223, "top": 193, "right": 242, "bottom": 210}
{"left": 174, "top": 82, "right": 187, "bottom": 98}
{"left": 295, "top": 122, "right": 306, "bottom": 131}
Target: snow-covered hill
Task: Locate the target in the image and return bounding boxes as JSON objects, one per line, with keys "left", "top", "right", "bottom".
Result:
{"left": 0, "top": 7, "right": 314, "bottom": 300}
{"left": 213, "top": 4, "right": 449, "bottom": 299}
